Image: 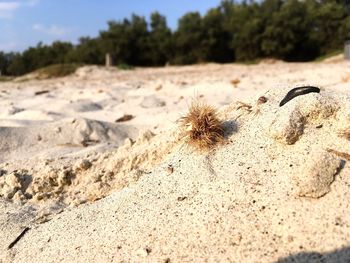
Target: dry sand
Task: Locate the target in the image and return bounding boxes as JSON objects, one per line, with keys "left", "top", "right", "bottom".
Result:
{"left": 0, "top": 60, "right": 350, "bottom": 262}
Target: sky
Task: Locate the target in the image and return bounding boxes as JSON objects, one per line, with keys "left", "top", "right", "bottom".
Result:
{"left": 0, "top": 0, "right": 222, "bottom": 52}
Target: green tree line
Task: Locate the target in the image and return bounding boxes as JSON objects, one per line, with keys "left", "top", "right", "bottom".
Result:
{"left": 1, "top": 0, "right": 350, "bottom": 76}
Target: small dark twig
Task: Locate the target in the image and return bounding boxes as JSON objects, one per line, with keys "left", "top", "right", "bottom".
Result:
{"left": 34, "top": 90, "right": 49, "bottom": 96}
{"left": 8, "top": 227, "right": 30, "bottom": 249}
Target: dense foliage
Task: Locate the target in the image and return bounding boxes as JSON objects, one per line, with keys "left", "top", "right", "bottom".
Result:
{"left": 1, "top": 0, "right": 350, "bottom": 76}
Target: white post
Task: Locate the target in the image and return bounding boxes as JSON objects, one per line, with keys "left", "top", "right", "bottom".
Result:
{"left": 105, "top": 53, "right": 113, "bottom": 67}
{"left": 344, "top": 41, "right": 350, "bottom": 60}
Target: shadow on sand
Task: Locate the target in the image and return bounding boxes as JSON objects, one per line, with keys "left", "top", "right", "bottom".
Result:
{"left": 222, "top": 119, "right": 238, "bottom": 139}
{"left": 276, "top": 247, "right": 350, "bottom": 263}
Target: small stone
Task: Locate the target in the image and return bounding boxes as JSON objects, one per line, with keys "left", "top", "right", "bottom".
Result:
{"left": 177, "top": 196, "right": 187, "bottom": 201}
{"left": 335, "top": 217, "right": 343, "bottom": 226}
{"left": 136, "top": 247, "right": 150, "bottom": 257}
{"left": 257, "top": 96, "right": 267, "bottom": 104}
{"left": 167, "top": 165, "right": 174, "bottom": 175}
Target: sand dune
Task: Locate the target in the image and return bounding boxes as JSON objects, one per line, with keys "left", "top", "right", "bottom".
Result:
{"left": 0, "top": 118, "right": 138, "bottom": 162}
{"left": 1, "top": 61, "right": 350, "bottom": 262}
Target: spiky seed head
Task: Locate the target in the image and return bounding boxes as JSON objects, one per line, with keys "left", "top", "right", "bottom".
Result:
{"left": 180, "top": 101, "right": 225, "bottom": 151}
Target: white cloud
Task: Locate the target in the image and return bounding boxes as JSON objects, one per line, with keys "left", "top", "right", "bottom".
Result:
{"left": 0, "top": 0, "right": 39, "bottom": 19}
{"left": 33, "top": 23, "right": 73, "bottom": 37}
{"left": 0, "top": 2, "right": 20, "bottom": 10}
{"left": 0, "top": 2, "right": 20, "bottom": 18}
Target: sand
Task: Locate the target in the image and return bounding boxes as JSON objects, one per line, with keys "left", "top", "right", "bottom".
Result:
{"left": 0, "top": 60, "right": 350, "bottom": 262}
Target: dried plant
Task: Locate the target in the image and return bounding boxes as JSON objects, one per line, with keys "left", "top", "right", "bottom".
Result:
{"left": 339, "top": 128, "right": 350, "bottom": 140}
{"left": 180, "top": 101, "right": 225, "bottom": 151}
{"left": 326, "top": 148, "right": 350, "bottom": 161}
{"left": 230, "top": 79, "right": 240, "bottom": 87}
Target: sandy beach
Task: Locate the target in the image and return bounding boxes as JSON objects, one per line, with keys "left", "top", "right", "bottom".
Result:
{"left": 0, "top": 58, "right": 350, "bottom": 262}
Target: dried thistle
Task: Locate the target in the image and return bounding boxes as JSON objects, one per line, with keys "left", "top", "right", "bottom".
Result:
{"left": 180, "top": 101, "right": 225, "bottom": 151}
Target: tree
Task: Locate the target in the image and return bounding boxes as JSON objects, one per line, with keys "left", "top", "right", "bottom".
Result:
{"left": 66, "top": 37, "right": 103, "bottom": 64}
{"left": 311, "top": 1, "right": 346, "bottom": 53}
{"left": 149, "top": 12, "right": 172, "bottom": 66}
{"left": 50, "top": 41, "right": 74, "bottom": 64}
{"left": 7, "top": 53, "right": 27, "bottom": 76}
{"left": 230, "top": 2, "right": 264, "bottom": 61}
{"left": 173, "top": 12, "right": 204, "bottom": 64}
{"left": 100, "top": 14, "right": 150, "bottom": 66}
{"left": 340, "top": 15, "right": 350, "bottom": 41}
{"left": 261, "top": 0, "right": 318, "bottom": 61}
{"left": 0, "top": 52, "right": 11, "bottom": 75}
{"left": 201, "top": 8, "right": 233, "bottom": 62}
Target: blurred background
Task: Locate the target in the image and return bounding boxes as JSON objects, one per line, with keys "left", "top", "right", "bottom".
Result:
{"left": 1, "top": 0, "right": 350, "bottom": 76}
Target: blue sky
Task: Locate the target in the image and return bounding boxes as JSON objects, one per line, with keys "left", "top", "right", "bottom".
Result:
{"left": 0, "top": 0, "right": 222, "bottom": 52}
